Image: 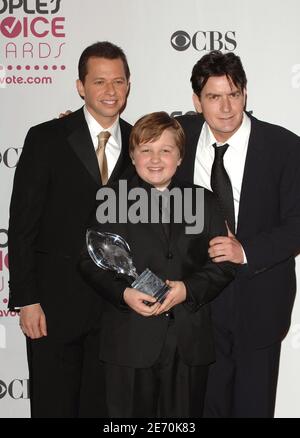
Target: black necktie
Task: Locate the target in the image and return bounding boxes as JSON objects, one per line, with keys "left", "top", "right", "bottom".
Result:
{"left": 211, "top": 143, "right": 235, "bottom": 232}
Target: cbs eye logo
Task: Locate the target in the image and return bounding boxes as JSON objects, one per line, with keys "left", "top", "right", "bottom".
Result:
{"left": 171, "top": 30, "right": 237, "bottom": 52}
{"left": 0, "top": 379, "right": 30, "bottom": 399}
{"left": 0, "top": 380, "right": 7, "bottom": 399}
{"left": 171, "top": 31, "right": 191, "bottom": 51}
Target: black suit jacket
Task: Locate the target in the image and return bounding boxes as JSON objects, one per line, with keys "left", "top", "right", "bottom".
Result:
{"left": 8, "top": 107, "right": 132, "bottom": 340}
{"left": 176, "top": 113, "right": 300, "bottom": 348}
{"left": 79, "top": 174, "right": 236, "bottom": 367}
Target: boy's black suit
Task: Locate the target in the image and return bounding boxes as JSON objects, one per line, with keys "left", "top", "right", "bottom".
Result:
{"left": 79, "top": 174, "right": 235, "bottom": 417}
{"left": 79, "top": 175, "right": 235, "bottom": 368}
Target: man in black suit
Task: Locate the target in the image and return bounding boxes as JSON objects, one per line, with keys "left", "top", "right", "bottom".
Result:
{"left": 79, "top": 111, "right": 236, "bottom": 417}
{"left": 8, "top": 41, "right": 132, "bottom": 417}
{"left": 176, "top": 51, "right": 300, "bottom": 417}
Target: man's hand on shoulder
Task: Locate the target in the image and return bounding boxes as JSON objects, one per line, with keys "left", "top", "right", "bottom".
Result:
{"left": 58, "top": 110, "right": 72, "bottom": 118}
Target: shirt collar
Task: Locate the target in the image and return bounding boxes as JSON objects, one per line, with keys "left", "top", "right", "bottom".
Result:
{"left": 138, "top": 176, "right": 175, "bottom": 193}
{"left": 83, "top": 106, "right": 121, "bottom": 145}
{"left": 203, "top": 112, "right": 251, "bottom": 151}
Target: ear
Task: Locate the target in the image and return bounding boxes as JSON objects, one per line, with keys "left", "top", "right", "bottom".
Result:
{"left": 243, "top": 88, "right": 247, "bottom": 110}
{"left": 126, "top": 80, "right": 131, "bottom": 96}
{"left": 76, "top": 79, "right": 85, "bottom": 99}
{"left": 177, "top": 157, "right": 182, "bottom": 166}
{"left": 192, "top": 93, "right": 202, "bottom": 113}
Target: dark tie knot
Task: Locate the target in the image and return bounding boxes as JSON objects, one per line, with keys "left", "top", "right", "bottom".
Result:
{"left": 213, "top": 143, "right": 229, "bottom": 159}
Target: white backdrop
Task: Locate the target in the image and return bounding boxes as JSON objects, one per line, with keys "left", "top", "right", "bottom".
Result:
{"left": 0, "top": 0, "right": 299, "bottom": 418}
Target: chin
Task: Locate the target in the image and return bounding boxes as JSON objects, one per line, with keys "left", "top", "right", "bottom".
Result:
{"left": 149, "top": 180, "right": 164, "bottom": 188}
{"left": 149, "top": 180, "right": 162, "bottom": 186}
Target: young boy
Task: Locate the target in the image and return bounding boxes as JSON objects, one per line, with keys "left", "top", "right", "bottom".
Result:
{"left": 79, "top": 111, "right": 235, "bottom": 418}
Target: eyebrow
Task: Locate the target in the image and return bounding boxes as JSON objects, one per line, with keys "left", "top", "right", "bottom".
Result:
{"left": 139, "top": 143, "right": 176, "bottom": 148}
{"left": 93, "top": 76, "right": 126, "bottom": 80}
{"left": 205, "top": 90, "right": 241, "bottom": 97}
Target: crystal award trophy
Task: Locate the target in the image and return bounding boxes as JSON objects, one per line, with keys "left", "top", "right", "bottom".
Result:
{"left": 86, "top": 229, "right": 169, "bottom": 304}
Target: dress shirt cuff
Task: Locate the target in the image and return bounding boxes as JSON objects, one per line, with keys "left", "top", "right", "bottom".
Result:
{"left": 13, "top": 303, "right": 40, "bottom": 311}
{"left": 242, "top": 247, "right": 248, "bottom": 264}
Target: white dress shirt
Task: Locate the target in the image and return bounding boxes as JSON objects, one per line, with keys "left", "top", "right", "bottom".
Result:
{"left": 83, "top": 106, "right": 122, "bottom": 179}
{"left": 194, "top": 112, "right": 251, "bottom": 232}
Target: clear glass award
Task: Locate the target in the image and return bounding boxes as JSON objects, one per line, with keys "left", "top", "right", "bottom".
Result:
{"left": 86, "top": 229, "right": 169, "bottom": 304}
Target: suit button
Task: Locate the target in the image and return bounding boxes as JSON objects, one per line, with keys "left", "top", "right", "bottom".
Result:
{"left": 166, "top": 252, "right": 173, "bottom": 259}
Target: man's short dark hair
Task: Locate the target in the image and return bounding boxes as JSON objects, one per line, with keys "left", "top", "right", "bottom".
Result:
{"left": 191, "top": 51, "right": 247, "bottom": 97}
{"left": 78, "top": 41, "right": 130, "bottom": 83}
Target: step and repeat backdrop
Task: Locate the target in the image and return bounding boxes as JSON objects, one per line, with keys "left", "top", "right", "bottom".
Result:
{"left": 0, "top": 0, "right": 300, "bottom": 418}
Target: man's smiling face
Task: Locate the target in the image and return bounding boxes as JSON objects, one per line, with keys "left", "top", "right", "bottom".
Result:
{"left": 76, "top": 57, "right": 129, "bottom": 128}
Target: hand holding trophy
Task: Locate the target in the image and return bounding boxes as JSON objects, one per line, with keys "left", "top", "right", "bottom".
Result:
{"left": 86, "top": 229, "right": 169, "bottom": 305}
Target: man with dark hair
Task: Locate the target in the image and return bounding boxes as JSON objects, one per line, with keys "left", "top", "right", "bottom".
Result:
{"left": 78, "top": 41, "right": 130, "bottom": 84}
{"left": 8, "top": 41, "right": 132, "bottom": 417}
{"left": 176, "top": 50, "right": 300, "bottom": 417}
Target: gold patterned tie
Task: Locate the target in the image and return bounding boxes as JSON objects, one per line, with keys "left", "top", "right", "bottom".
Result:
{"left": 96, "top": 131, "right": 111, "bottom": 185}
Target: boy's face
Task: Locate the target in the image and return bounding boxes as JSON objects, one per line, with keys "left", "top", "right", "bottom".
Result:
{"left": 193, "top": 74, "right": 246, "bottom": 143}
{"left": 131, "top": 128, "right": 182, "bottom": 190}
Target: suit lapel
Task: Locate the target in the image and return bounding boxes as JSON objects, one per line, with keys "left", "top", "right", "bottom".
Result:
{"left": 148, "top": 185, "right": 186, "bottom": 253}
{"left": 126, "top": 174, "right": 171, "bottom": 253}
{"left": 177, "top": 114, "right": 204, "bottom": 184}
{"left": 236, "top": 116, "right": 264, "bottom": 237}
{"left": 109, "top": 118, "right": 132, "bottom": 183}
{"left": 66, "top": 111, "right": 132, "bottom": 186}
{"left": 186, "top": 130, "right": 203, "bottom": 183}
{"left": 171, "top": 180, "right": 197, "bottom": 249}
{"left": 66, "top": 108, "right": 101, "bottom": 185}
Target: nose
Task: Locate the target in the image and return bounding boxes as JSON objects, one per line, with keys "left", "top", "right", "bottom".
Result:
{"left": 105, "top": 82, "right": 116, "bottom": 95}
{"left": 220, "top": 96, "right": 231, "bottom": 113}
{"left": 150, "top": 152, "right": 161, "bottom": 163}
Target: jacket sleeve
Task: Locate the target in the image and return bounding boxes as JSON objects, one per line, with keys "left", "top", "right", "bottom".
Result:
{"left": 8, "top": 127, "right": 50, "bottom": 308}
{"left": 183, "top": 192, "right": 236, "bottom": 311}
